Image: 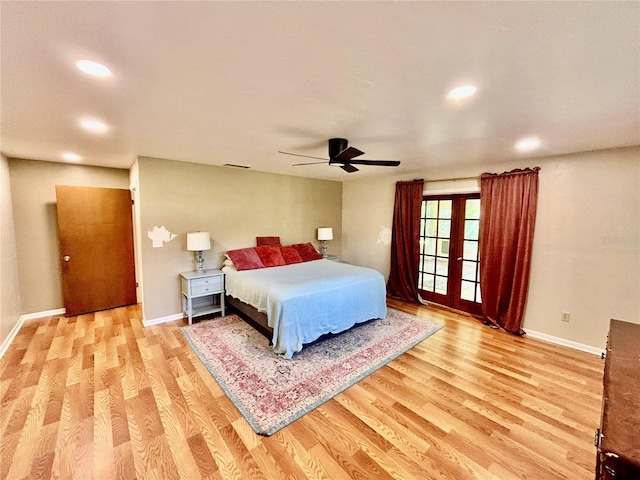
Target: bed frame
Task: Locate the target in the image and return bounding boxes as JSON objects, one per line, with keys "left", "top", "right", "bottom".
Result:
{"left": 225, "top": 295, "right": 273, "bottom": 341}
{"left": 226, "top": 294, "right": 378, "bottom": 350}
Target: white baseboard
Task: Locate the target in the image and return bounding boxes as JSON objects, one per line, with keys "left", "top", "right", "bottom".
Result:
{"left": 142, "top": 313, "right": 184, "bottom": 327}
{"left": 0, "top": 316, "right": 25, "bottom": 359}
{"left": 0, "top": 308, "right": 66, "bottom": 359}
{"left": 20, "top": 308, "right": 66, "bottom": 321}
{"left": 525, "top": 329, "right": 604, "bottom": 356}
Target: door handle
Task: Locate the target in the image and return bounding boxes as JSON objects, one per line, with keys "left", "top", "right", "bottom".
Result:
{"left": 63, "top": 255, "right": 71, "bottom": 262}
{"left": 456, "top": 257, "right": 463, "bottom": 261}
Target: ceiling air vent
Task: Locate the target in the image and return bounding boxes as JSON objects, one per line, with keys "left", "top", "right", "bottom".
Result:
{"left": 223, "top": 163, "right": 250, "bottom": 169}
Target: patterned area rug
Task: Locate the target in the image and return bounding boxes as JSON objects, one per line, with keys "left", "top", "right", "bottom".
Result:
{"left": 180, "top": 308, "right": 443, "bottom": 436}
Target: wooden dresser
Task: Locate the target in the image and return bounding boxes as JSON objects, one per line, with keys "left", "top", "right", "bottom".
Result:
{"left": 595, "top": 319, "right": 640, "bottom": 480}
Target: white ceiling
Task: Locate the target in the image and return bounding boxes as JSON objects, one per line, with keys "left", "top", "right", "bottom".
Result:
{"left": 1, "top": 1, "right": 638, "bottom": 181}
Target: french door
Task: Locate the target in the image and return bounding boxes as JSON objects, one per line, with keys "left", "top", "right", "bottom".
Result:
{"left": 418, "top": 194, "right": 482, "bottom": 315}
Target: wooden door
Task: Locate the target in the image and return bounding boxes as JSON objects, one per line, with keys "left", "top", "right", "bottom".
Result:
{"left": 56, "top": 186, "right": 137, "bottom": 316}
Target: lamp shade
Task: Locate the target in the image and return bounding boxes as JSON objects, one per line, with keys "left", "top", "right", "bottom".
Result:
{"left": 187, "top": 232, "right": 211, "bottom": 251}
{"left": 317, "top": 227, "right": 333, "bottom": 241}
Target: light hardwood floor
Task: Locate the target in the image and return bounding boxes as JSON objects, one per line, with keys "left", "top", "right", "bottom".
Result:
{"left": 1, "top": 299, "right": 604, "bottom": 480}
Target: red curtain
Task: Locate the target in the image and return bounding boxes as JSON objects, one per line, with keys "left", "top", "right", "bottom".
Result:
{"left": 387, "top": 179, "right": 424, "bottom": 302}
{"left": 479, "top": 168, "right": 540, "bottom": 334}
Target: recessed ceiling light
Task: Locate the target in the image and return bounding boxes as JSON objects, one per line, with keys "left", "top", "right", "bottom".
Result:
{"left": 80, "top": 119, "right": 108, "bottom": 133}
{"left": 76, "top": 59, "right": 111, "bottom": 77}
{"left": 62, "top": 152, "right": 81, "bottom": 161}
{"left": 515, "top": 136, "right": 541, "bottom": 152}
{"left": 447, "top": 85, "right": 477, "bottom": 100}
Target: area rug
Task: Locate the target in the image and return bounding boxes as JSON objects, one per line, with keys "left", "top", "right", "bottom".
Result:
{"left": 180, "top": 308, "right": 443, "bottom": 436}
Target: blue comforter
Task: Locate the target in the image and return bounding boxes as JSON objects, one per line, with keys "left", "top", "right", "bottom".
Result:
{"left": 224, "top": 260, "right": 387, "bottom": 358}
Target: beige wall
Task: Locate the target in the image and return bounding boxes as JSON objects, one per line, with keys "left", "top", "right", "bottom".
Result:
{"left": 1, "top": 154, "right": 23, "bottom": 348}
{"left": 6, "top": 147, "right": 637, "bottom": 352}
{"left": 136, "top": 157, "right": 342, "bottom": 321}
{"left": 342, "top": 146, "right": 640, "bottom": 350}
{"left": 8, "top": 159, "right": 130, "bottom": 313}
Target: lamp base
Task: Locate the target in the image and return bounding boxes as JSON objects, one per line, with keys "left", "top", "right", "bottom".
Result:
{"left": 321, "top": 241, "right": 328, "bottom": 259}
{"left": 195, "top": 250, "right": 205, "bottom": 273}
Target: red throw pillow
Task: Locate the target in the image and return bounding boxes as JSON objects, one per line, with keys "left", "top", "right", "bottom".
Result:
{"left": 256, "top": 236, "right": 281, "bottom": 246}
{"left": 226, "top": 248, "right": 265, "bottom": 271}
{"left": 255, "top": 245, "right": 286, "bottom": 267}
{"left": 280, "top": 245, "right": 303, "bottom": 264}
{"left": 292, "top": 242, "right": 322, "bottom": 261}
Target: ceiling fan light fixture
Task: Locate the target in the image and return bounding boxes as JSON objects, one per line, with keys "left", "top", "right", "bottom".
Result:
{"left": 328, "top": 138, "right": 349, "bottom": 159}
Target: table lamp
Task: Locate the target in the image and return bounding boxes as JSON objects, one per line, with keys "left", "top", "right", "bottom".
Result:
{"left": 317, "top": 227, "right": 333, "bottom": 259}
{"left": 187, "top": 232, "right": 211, "bottom": 273}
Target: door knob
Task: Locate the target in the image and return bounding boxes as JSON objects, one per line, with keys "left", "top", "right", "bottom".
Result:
{"left": 63, "top": 255, "right": 71, "bottom": 262}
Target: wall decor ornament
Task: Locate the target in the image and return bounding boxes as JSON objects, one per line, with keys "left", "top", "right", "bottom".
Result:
{"left": 147, "top": 226, "right": 177, "bottom": 248}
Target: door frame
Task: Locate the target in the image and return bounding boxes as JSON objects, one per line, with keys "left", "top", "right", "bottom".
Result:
{"left": 418, "top": 193, "right": 483, "bottom": 316}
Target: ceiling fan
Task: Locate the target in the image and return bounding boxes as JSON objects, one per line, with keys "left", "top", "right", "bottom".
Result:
{"left": 278, "top": 138, "right": 401, "bottom": 173}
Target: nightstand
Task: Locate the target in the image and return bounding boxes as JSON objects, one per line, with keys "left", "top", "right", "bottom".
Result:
{"left": 179, "top": 269, "right": 225, "bottom": 324}
{"left": 325, "top": 255, "right": 340, "bottom": 262}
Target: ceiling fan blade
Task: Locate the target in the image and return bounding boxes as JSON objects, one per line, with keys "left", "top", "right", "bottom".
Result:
{"left": 291, "top": 161, "right": 329, "bottom": 166}
{"left": 335, "top": 146, "right": 364, "bottom": 162}
{"left": 278, "top": 150, "right": 328, "bottom": 161}
{"left": 341, "top": 163, "right": 359, "bottom": 173}
{"left": 347, "top": 159, "right": 401, "bottom": 167}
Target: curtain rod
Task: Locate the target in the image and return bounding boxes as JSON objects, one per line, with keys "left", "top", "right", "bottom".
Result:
{"left": 425, "top": 175, "right": 480, "bottom": 183}
{"left": 425, "top": 167, "right": 542, "bottom": 183}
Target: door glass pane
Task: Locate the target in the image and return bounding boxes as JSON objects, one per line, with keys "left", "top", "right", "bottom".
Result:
{"left": 425, "top": 201, "right": 439, "bottom": 218}
{"left": 461, "top": 280, "right": 476, "bottom": 301}
{"left": 435, "top": 257, "right": 448, "bottom": 275}
{"left": 435, "top": 276, "right": 447, "bottom": 295}
{"left": 463, "top": 240, "right": 478, "bottom": 260}
{"left": 465, "top": 199, "right": 481, "bottom": 219}
{"left": 438, "top": 219, "right": 451, "bottom": 238}
{"left": 422, "top": 274, "right": 434, "bottom": 291}
{"left": 425, "top": 219, "right": 437, "bottom": 236}
{"left": 423, "top": 237, "right": 436, "bottom": 255}
{"left": 437, "top": 238, "right": 450, "bottom": 256}
{"left": 464, "top": 219, "right": 479, "bottom": 240}
{"left": 462, "top": 261, "right": 477, "bottom": 281}
{"left": 422, "top": 256, "right": 435, "bottom": 274}
{"left": 439, "top": 200, "right": 452, "bottom": 219}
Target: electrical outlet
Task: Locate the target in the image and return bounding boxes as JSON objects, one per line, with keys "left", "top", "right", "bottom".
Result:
{"left": 561, "top": 312, "right": 570, "bottom": 323}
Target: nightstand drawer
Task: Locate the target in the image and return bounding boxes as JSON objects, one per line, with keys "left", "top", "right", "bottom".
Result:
{"left": 191, "top": 283, "right": 220, "bottom": 296}
{"left": 190, "top": 276, "right": 222, "bottom": 295}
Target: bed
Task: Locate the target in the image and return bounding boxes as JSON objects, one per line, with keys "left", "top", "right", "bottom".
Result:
{"left": 223, "top": 259, "right": 387, "bottom": 359}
